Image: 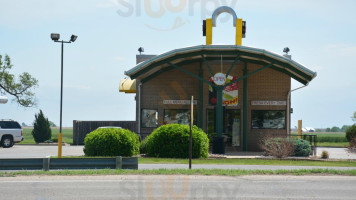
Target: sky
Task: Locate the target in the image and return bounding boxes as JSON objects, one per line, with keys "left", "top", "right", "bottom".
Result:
{"left": 0, "top": 0, "right": 355, "bottom": 128}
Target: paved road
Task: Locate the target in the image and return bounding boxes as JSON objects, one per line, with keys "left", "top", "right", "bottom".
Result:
{"left": 1, "top": 175, "right": 356, "bottom": 199}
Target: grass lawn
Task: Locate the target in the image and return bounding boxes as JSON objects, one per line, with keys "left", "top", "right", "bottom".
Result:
{"left": 21, "top": 127, "right": 73, "bottom": 144}
{"left": 138, "top": 158, "right": 356, "bottom": 167}
{"left": 291, "top": 132, "right": 348, "bottom": 147}
{"left": 318, "top": 142, "right": 349, "bottom": 147}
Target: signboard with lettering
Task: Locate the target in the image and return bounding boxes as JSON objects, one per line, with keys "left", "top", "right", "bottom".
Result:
{"left": 209, "top": 74, "right": 239, "bottom": 106}
{"left": 213, "top": 73, "right": 226, "bottom": 85}
{"left": 163, "top": 100, "right": 197, "bottom": 105}
{"left": 251, "top": 101, "right": 287, "bottom": 106}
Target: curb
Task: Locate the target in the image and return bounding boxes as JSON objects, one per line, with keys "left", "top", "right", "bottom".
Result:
{"left": 17, "top": 143, "right": 70, "bottom": 146}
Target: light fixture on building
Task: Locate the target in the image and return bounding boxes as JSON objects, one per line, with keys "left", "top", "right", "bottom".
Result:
{"left": 283, "top": 47, "right": 290, "bottom": 55}
{"left": 283, "top": 47, "right": 291, "bottom": 59}
{"left": 138, "top": 47, "right": 144, "bottom": 55}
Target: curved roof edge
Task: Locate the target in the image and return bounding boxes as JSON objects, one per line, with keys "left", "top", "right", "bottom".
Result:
{"left": 125, "top": 45, "right": 317, "bottom": 85}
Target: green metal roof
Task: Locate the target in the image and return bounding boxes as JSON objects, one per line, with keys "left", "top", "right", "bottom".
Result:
{"left": 125, "top": 45, "right": 317, "bottom": 85}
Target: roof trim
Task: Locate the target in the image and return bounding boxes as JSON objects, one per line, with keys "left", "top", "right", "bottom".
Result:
{"left": 125, "top": 45, "right": 317, "bottom": 85}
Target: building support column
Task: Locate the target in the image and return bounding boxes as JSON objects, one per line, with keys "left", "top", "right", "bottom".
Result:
{"left": 216, "top": 86, "right": 224, "bottom": 137}
{"left": 212, "top": 86, "right": 225, "bottom": 154}
{"left": 198, "top": 63, "right": 204, "bottom": 128}
{"left": 243, "top": 63, "right": 248, "bottom": 151}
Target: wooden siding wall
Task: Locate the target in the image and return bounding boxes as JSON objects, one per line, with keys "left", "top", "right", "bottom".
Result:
{"left": 73, "top": 120, "right": 137, "bottom": 145}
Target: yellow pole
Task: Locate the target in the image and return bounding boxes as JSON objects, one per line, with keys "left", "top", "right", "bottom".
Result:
{"left": 58, "top": 132, "right": 63, "bottom": 158}
{"left": 298, "top": 120, "right": 302, "bottom": 139}
{"left": 235, "top": 18, "right": 243, "bottom": 45}
{"left": 206, "top": 19, "right": 213, "bottom": 45}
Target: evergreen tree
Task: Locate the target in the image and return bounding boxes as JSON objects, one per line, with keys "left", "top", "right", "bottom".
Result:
{"left": 32, "top": 110, "right": 52, "bottom": 143}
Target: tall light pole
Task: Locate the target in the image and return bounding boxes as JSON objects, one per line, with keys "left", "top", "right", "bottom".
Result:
{"left": 51, "top": 33, "right": 77, "bottom": 158}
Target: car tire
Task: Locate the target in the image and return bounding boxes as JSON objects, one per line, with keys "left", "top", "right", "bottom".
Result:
{"left": 1, "top": 136, "right": 14, "bottom": 148}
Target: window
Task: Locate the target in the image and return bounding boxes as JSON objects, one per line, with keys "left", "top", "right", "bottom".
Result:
{"left": 251, "top": 110, "right": 285, "bottom": 129}
{"left": 0, "top": 121, "right": 21, "bottom": 129}
{"left": 141, "top": 109, "right": 158, "bottom": 128}
{"left": 164, "top": 109, "right": 196, "bottom": 125}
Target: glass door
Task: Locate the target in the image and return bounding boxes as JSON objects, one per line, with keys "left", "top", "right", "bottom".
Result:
{"left": 225, "top": 110, "right": 241, "bottom": 147}
{"left": 206, "top": 109, "right": 241, "bottom": 146}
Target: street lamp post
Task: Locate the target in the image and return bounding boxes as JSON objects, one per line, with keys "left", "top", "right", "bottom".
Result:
{"left": 51, "top": 33, "right": 77, "bottom": 158}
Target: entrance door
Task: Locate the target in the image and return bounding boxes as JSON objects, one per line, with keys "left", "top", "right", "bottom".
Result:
{"left": 207, "top": 109, "right": 241, "bottom": 146}
{"left": 225, "top": 110, "right": 241, "bottom": 147}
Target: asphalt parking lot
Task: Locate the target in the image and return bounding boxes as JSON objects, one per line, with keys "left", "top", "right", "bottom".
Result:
{"left": 0, "top": 145, "right": 84, "bottom": 158}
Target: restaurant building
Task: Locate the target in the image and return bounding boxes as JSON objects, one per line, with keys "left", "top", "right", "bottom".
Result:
{"left": 120, "top": 7, "right": 316, "bottom": 152}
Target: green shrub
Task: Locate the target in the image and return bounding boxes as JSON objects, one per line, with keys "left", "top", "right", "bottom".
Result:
{"left": 140, "top": 138, "right": 148, "bottom": 154}
{"left": 321, "top": 150, "right": 329, "bottom": 159}
{"left": 83, "top": 128, "right": 139, "bottom": 157}
{"left": 31, "top": 110, "right": 52, "bottom": 143}
{"left": 262, "top": 137, "right": 294, "bottom": 158}
{"left": 294, "top": 139, "right": 311, "bottom": 157}
{"left": 145, "top": 124, "right": 209, "bottom": 158}
{"left": 346, "top": 125, "right": 356, "bottom": 142}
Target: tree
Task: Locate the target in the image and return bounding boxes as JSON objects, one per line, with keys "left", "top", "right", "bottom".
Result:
{"left": 352, "top": 111, "right": 356, "bottom": 122}
{"left": 32, "top": 110, "right": 52, "bottom": 143}
{"left": 0, "top": 54, "right": 38, "bottom": 107}
{"left": 341, "top": 125, "right": 351, "bottom": 132}
{"left": 330, "top": 126, "right": 341, "bottom": 132}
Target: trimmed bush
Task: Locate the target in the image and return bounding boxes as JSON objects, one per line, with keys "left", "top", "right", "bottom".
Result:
{"left": 140, "top": 138, "right": 148, "bottom": 154}
{"left": 145, "top": 124, "right": 209, "bottom": 158}
{"left": 83, "top": 128, "right": 139, "bottom": 157}
{"left": 262, "top": 137, "right": 295, "bottom": 158}
{"left": 294, "top": 139, "right": 311, "bottom": 157}
{"left": 32, "top": 110, "right": 52, "bottom": 143}
{"left": 346, "top": 125, "right": 356, "bottom": 142}
{"left": 321, "top": 150, "right": 329, "bottom": 159}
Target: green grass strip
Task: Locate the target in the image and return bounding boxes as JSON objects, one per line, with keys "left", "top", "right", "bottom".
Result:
{"left": 139, "top": 158, "right": 356, "bottom": 167}
{"left": 48, "top": 157, "right": 356, "bottom": 167}
{"left": 1, "top": 168, "right": 356, "bottom": 177}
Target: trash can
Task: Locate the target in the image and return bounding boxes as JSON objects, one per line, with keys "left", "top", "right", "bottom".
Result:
{"left": 212, "top": 136, "right": 225, "bottom": 154}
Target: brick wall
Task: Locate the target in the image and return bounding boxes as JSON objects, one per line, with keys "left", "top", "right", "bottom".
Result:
{"left": 138, "top": 61, "right": 290, "bottom": 151}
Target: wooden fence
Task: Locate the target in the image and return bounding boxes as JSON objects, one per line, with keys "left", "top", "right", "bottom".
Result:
{"left": 73, "top": 120, "right": 137, "bottom": 145}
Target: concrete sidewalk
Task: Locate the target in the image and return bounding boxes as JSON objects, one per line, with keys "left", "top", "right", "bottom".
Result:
{"left": 2, "top": 145, "right": 356, "bottom": 160}
{"left": 217, "top": 147, "right": 356, "bottom": 160}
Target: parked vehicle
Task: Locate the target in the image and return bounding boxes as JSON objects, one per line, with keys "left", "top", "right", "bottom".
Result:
{"left": 0, "top": 120, "right": 23, "bottom": 148}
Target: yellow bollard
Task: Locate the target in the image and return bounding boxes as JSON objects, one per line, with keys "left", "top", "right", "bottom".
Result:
{"left": 58, "top": 132, "right": 63, "bottom": 158}
{"left": 298, "top": 120, "right": 302, "bottom": 139}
